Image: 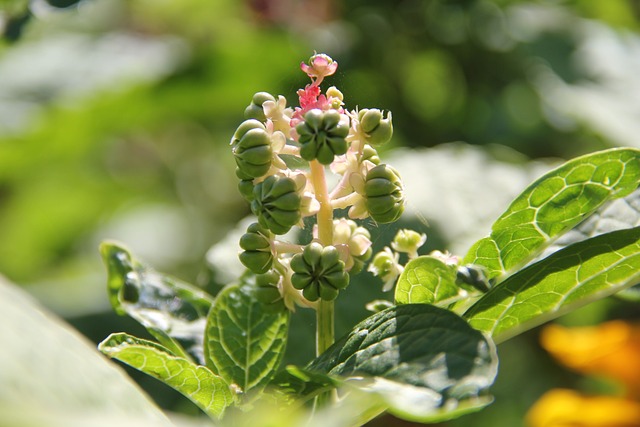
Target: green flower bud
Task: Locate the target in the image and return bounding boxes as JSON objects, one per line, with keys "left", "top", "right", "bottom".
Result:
{"left": 238, "top": 179, "right": 255, "bottom": 202}
{"left": 254, "top": 270, "right": 286, "bottom": 312}
{"left": 251, "top": 175, "right": 301, "bottom": 235}
{"left": 244, "top": 92, "right": 276, "bottom": 121}
{"left": 239, "top": 223, "right": 274, "bottom": 274}
{"left": 361, "top": 144, "right": 381, "bottom": 165}
{"left": 358, "top": 109, "right": 393, "bottom": 147}
{"left": 290, "top": 242, "right": 349, "bottom": 302}
{"left": 368, "top": 247, "right": 402, "bottom": 292}
{"left": 364, "top": 164, "right": 405, "bottom": 223}
{"left": 296, "top": 109, "right": 350, "bottom": 165}
{"left": 391, "top": 229, "right": 426, "bottom": 259}
{"left": 231, "top": 120, "right": 272, "bottom": 178}
{"left": 351, "top": 246, "right": 373, "bottom": 275}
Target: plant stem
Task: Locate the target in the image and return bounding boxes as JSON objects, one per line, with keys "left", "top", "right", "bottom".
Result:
{"left": 310, "top": 160, "right": 333, "bottom": 246}
{"left": 309, "top": 160, "right": 335, "bottom": 408}
{"left": 316, "top": 299, "right": 334, "bottom": 356}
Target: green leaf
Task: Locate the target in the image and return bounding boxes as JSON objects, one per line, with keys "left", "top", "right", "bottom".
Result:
{"left": 394, "top": 255, "right": 464, "bottom": 305}
{"left": 463, "top": 148, "right": 640, "bottom": 280}
{"left": 307, "top": 304, "right": 498, "bottom": 423}
{"left": 464, "top": 227, "right": 640, "bottom": 343}
{"left": 268, "top": 365, "right": 340, "bottom": 407}
{"left": 0, "top": 277, "right": 175, "bottom": 426}
{"left": 205, "top": 284, "right": 289, "bottom": 395}
{"left": 100, "top": 241, "right": 214, "bottom": 364}
{"left": 99, "top": 333, "right": 234, "bottom": 419}
{"left": 537, "top": 187, "right": 640, "bottom": 259}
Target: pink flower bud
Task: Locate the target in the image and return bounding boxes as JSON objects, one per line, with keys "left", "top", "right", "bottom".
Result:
{"left": 300, "top": 53, "right": 338, "bottom": 82}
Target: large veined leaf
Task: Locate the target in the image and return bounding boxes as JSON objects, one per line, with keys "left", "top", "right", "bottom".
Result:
{"left": 306, "top": 304, "right": 498, "bottom": 423}
{"left": 464, "top": 227, "right": 640, "bottom": 343}
{"left": 99, "top": 333, "right": 234, "bottom": 419}
{"left": 100, "top": 241, "right": 214, "bottom": 364}
{"left": 205, "top": 284, "right": 289, "bottom": 395}
{"left": 463, "top": 148, "right": 640, "bottom": 280}
{"left": 537, "top": 187, "right": 640, "bottom": 256}
{"left": 394, "top": 256, "right": 463, "bottom": 305}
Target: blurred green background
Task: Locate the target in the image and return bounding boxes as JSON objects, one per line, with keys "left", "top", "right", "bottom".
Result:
{"left": 1, "top": 0, "right": 640, "bottom": 425}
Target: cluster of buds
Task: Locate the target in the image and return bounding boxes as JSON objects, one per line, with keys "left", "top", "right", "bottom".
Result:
{"left": 232, "top": 53, "right": 406, "bottom": 310}
{"left": 369, "top": 229, "right": 428, "bottom": 291}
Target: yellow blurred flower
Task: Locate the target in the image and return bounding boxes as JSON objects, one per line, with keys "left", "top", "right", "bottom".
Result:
{"left": 526, "top": 321, "right": 640, "bottom": 427}
{"left": 527, "top": 389, "right": 640, "bottom": 427}
{"left": 540, "top": 321, "right": 640, "bottom": 398}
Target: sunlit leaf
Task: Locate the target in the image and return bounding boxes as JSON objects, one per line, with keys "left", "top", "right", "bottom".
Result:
{"left": 100, "top": 241, "right": 214, "bottom": 364}
{"left": 99, "top": 333, "right": 234, "bottom": 419}
{"left": 464, "top": 227, "right": 640, "bottom": 343}
{"left": 205, "top": 284, "right": 289, "bottom": 395}
{"left": 537, "top": 187, "right": 640, "bottom": 258}
{"left": 394, "top": 255, "right": 464, "bottom": 305}
{"left": 0, "top": 277, "right": 174, "bottom": 426}
{"left": 464, "top": 148, "right": 640, "bottom": 280}
{"left": 307, "top": 304, "right": 498, "bottom": 423}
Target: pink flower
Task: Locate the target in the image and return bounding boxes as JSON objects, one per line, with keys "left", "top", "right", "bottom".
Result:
{"left": 291, "top": 85, "right": 331, "bottom": 128}
{"left": 300, "top": 53, "right": 338, "bottom": 84}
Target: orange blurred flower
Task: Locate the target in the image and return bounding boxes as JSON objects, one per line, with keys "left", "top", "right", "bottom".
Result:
{"left": 527, "top": 389, "right": 640, "bottom": 427}
{"left": 527, "top": 321, "right": 640, "bottom": 427}
{"left": 540, "top": 321, "right": 640, "bottom": 398}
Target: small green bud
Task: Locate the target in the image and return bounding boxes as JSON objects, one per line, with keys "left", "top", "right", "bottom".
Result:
{"left": 231, "top": 120, "right": 273, "bottom": 178}
{"left": 239, "top": 223, "right": 274, "bottom": 274}
{"left": 391, "top": 229, "right": 426, "bottom": 259}
{"left": 351, "top": 246, "right": 373, "bottom": 275}
{"left": 296, "top": 109, "right": 350, "bottom": 165}
{"left": 244, "top": 92, "right": 276, "bottom": 121}
{"left": 237, "top": 179, "right": 255, "bottom": 202}
{"left": 364, "top": 164, "right": 405, "bottom": 223}
{"left": 290, "top": 242, "right": 349, "bottom": 302}
{"left": 358, "top": 109, "right": 393, "bottom": 146}
{"left": 232, "top": 119, "right": 265, "bottom": 143}
{"left": 368, "top": 247, "right": 402, "bottom": 292}
{"left": 251, "top": 175, "right": 301, "bottom": 235}
{"left": 254, "top": 270, "right": 286, "bottom": 312}
{"left": 361, "top": 144, "right": 381, "bottom": 165}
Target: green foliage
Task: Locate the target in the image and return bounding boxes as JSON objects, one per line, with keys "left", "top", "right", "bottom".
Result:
{"left": 463, "top": 148, "right": 640, "bottom": 280}
{"left": 99, "top": 333, "right": 235, "bottom": 419}
{"left": 394, "top": 256, "right": 462, "bottom": 306}
{"left": 101, "top": 241, "right": 214, "bottom": 364}
{"left": 204, "top": 284, "right": 290, "bottom": 396}
{"left": 7, "top": 2, "right": 640, "bottom": 426}
{"left": 0, "top": 278, "right": 174, "bottom": 426}
{"left": 90, "top": 40, "right": 640, "bottom": 424}
{"left": 302, "top": 304, "right": 498, "bottom": 423}
{"left": 463, "top": 227, "right": 640, "bottom": 343}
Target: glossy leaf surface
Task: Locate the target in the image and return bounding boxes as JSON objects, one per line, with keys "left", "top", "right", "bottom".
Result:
{"left": 99, "top": 333, "right": 234, "bottom": 419}
{"left": 464, "top": 227, "right": 640, "bottom": 343}
{"left": 100, "top": 242, "right": 214, "bottom": 364}
{"left": 394, "top": 256, "right": 463, "bottom": 305}
{"left": 205, "top": 284, "right": 289, "bottom": 394}
{"left": 307, "top": 304, "right": 498, "bottom": 423}
{"left": 464, "top": 148, "right": 640, "bottom": 280}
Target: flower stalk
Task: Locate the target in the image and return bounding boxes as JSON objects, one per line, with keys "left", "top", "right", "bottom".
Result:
{"left": 231, "top": 52, "right": 406, "bottom": 408}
